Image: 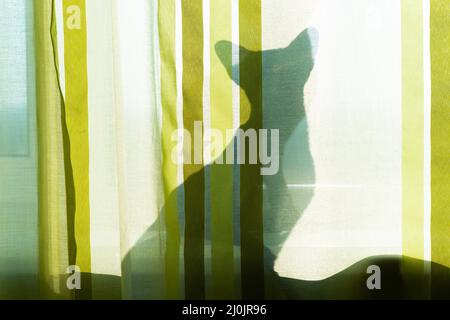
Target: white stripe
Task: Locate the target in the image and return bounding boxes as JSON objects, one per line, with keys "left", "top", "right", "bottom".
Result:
{"left": 423, "top": 0, "right": 431, "bottom": 263}
{"left": 85, "top": 0, "right": 121, "bottom": 280}
{"left": 112, "top": 0, "right": 165, "bottom": 298}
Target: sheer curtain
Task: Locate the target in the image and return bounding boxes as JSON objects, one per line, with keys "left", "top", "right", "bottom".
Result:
{"left": 0, "top": 0, "right": 449, "bottom": 300}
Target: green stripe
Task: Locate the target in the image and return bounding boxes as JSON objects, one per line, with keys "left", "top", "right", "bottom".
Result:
{"left": 35, "top": 0, "right": 71, "bottom": 299}
{"left": 210, "top": 0, "right": 235, "bottom": 299}
{"left": 431, "top": 0, "right": 450, "bottom": 270}
{"left": 181, "top": 0, "right": 205, "bottom": 299}
{"left": 62, "top": 0, "right": 91, "bottom": 299}
{"left": 239, "top": 0, "right": 264, "bottom": 299}
{"left": 401, "top": 0, "right": 424, "bottom": 261}
{"left": 158, "top": 0, "right": 181, "bottom": 300}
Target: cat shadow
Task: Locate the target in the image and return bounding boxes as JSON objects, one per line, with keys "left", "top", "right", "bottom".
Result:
{"left": 119, "top": 28, "right": 318, "bottom": 299}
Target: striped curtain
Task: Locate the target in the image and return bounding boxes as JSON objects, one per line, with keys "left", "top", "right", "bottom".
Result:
{"left": 0, "top": 0, "right": 449, "bottom": 299}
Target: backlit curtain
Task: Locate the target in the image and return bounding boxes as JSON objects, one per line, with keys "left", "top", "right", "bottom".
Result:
{"left": 0, "top": 0, "right": 449, "bottom": 299}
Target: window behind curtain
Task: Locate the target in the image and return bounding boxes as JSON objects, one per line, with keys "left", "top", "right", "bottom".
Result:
{"left": 0, "top": 0, "right": 38, "bottom": 299}
{"left": 0, "top": 0, "right": 33, "bottom": 156}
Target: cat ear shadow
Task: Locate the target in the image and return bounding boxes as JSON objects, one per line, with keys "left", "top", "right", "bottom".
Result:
{"left": 287, "top": 27, "right": 319, "bottom": 62}
{"left": 215, "top": 41, "right": 251, "bottom": 85}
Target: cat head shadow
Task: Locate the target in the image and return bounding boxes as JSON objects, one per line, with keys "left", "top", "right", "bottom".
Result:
{"left": 215, "top": 28, "right": 318, "bottom": 128}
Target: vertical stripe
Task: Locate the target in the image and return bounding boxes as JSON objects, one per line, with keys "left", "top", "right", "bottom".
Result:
{"left": 159, "top": 0, "right": 181, "bottom": 299}
{"left": 181, "top": 0, "right": 205, "bottom": 299}
{"left": 430, "top": 0, "right": 450, "bottom": 268}
{"left": 55, "top": 0, "right": 66, "bottom": 98}
{"left": 85, "top": 0, "right": 122, "bottom": 299}
{"left": 112, "top": 0, "right": 164, "bottom": 299}
{"left": 422, "top": 0, "right": 431, "bottom": 264}
{"left": 239, "top": 0, "right": 264, "bottom": 299}
{"left": 109, "top": 0, "right": 130, "bottom": 298}
{"left": 35, "top": 0, "right": 70, "bottom": 299}
{"left": 62, "top": 0, "right": 91, "bottom": 298}
{"left": 203, "top": 0, "right": 211, "bottom": 298}
{"left": 175, "top": 0, "right": 186, "bottom": 298}
{"left": 401, "top": 0, "right": 424, "bottom": 261}
{"left": 231, "top": 0, "right": 242, "bottom": 297}
{"left": 210, "top": 0, "right": 235, "bottom": 299}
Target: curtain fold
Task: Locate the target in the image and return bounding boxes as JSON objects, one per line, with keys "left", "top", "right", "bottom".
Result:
{"left": 35, "top": 0, "right": 70, "bottom": 299}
